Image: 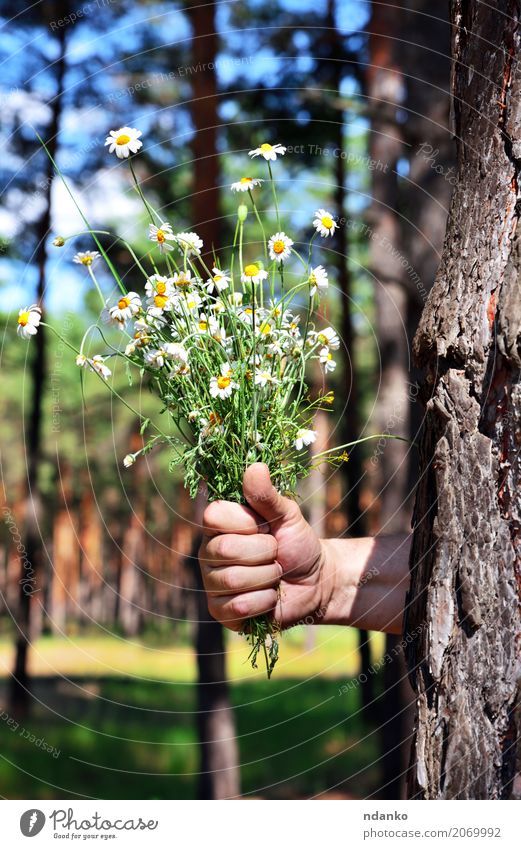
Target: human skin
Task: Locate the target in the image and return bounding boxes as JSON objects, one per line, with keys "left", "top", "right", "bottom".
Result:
{"left": 199, "top": 463, "right": 411, "bottom": 635}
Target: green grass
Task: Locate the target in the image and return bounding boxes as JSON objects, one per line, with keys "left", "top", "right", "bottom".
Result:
{"left": 0, "top": 632, "right": 385, "bottom": 799}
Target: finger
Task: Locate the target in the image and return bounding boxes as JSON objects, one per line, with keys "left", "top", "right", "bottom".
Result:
{"left": 207, "top": 588, "right": 278, "bottom": 631}
{"left": 203, "top": 562, "right": 282, "bottom": 596}
{"left": 201, "top": 533, "right": 277, "bottom": 567}
{"left": 202, "top": 500, "right": 269, "bottom": 536}
{"left": 243, "top": 463, "right": 299, "bottom": 527}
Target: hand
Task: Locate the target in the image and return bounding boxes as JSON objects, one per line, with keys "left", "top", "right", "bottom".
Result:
{"left": 198, "top": 463, "right": 332, "bottom": 632}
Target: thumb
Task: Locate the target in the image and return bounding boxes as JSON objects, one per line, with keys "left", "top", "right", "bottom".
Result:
{"left": 243, "top": 463, "right": 298, "bottom": 527}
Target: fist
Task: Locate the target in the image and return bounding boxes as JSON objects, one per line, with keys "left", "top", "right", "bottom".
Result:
{"left": 198, "top": 463, "right": 328, "bottom": 632}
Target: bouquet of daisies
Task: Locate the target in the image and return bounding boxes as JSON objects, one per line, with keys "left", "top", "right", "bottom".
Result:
{"left": 17, "top": 128, "right": 363, "bottom": 677}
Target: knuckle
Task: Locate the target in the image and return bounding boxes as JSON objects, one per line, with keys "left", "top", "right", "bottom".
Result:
{"left": 221, "top": 567, "right": 241, "bottom": 593}
{"left": 217, "top": 535, "right": 235, "bottom": 561}
{"left": 229, "top": 597, "right": 248, "bottom": 619}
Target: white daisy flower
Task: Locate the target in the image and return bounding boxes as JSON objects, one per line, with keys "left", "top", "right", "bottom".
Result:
{"left": 205, "top": 267, "right": 231, "bottom": 294}
{"left": 17, "top": 305, "right": 41, "bottom": 340}
{"left": 257, "top": 319, "right": 273, "bottom": 338}
{"left": 319, "top": 346, "right": 336, "bottom": 372}
{"left": 238, "top": 306, "right": 255, "bottom": 324}
{"left": 145, "top": 348, "right": 169, "bottom": 368}
{"left": 145, "top": 274, "right": 174, "bottom": 299}
{"left": 209, "top": 298, "right": 226, "bottom": 315}
{"left": 308, "top": 265, "right": 329, "bottom": 296}
{"left": 105, "top": 126, "right": 143, "bottom": 159}
{"left": 267, "top": 340, "right": 284, "bottom": 358}
{"left": 172, "top": 270, "right": 197, "bottom": 289}
{"left": 176, "top": 291, "right": 202, "bottom": 313}
{"left": 241, "top": 263, "right": 268, "bottom": 285}
{"left": 175, "top": 231, "right": 203, "bottom": 257}
{"left": 209, "top": 362, "right": 238, "bottom": 400}
{"left": 268, "top": 232, "right": 294, "bottom": 263}
{"left": 75, "top": 354, "right": 87, "bottom": 367}
{"left": 249, "top": 143, "right": 287, "bottom": 161}
{"left": 164, "top": 342, "right": 190, "bottom": 374}
{"left": 254, "top": 369, "right": 279, "bottom": 387}
{"left": 196, "top": 313, "right": 211, "bottom": 333}
{"left": 73, "top": 251, "right": 100, "bottom": 267}
{"left": 287, "top": 318, "right": 302, "bottom": 339}
{"left": 230, "top": 177, "right": 264, "bottom": 193}
{"left": 210, "top": 323, "right": 227, "bottom": 345}
{"left": 313, "top": 208, "right": 338, "bottom": 237}
{"left": 123, "top": 454, "right": 136, "bottom": 468}
{"left": 294, "top": 428, "right": 317, "bottom": 451}
{"left": 317, "top": 326, "right": 340, "bottom": 350}
{"left": 149, "top": 222, "right": 176, "bottom": 253}
{"left": 90, "top": 355, "right": 111, "bottom": 380}
{"left": 146, "top": 291, "right": 174, "bottom": 314}
{"left": 109, "top": 292, "right": 141, "bottom": 322}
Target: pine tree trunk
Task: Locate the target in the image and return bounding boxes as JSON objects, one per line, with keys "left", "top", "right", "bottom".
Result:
{"left": 9, "top": 11, "right": 68, "bottom": 714}
{"left": 405, "top": 0, "right": 521, "bottom": 799}
{"left": 185, "top": 1, "right": 240, "bottom": 799}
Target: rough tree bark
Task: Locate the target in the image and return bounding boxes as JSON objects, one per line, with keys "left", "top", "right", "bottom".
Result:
{"left": 406, "top": 0, "right": 521, "bottom": 799}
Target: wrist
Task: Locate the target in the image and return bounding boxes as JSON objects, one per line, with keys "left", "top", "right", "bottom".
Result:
{"left": 317, "top": 538, "right": 348, "bottom": 625}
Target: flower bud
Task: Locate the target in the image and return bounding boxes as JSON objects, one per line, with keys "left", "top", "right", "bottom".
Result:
{"left": 53, "top": 236, "right": 65, "bottom": 247}
{"left": 237, "top": 204, "right": 248, "bottom": 222}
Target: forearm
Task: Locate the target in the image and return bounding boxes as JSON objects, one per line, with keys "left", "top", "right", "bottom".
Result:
{"left": 320, "top": 534, "right": 411, "bottom": 634}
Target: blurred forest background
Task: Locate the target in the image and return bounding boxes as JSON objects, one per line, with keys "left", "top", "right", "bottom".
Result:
{"left": 0, "top": 0, "right": 453, "bottom": 799}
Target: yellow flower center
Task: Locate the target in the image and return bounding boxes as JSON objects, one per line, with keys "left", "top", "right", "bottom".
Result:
{"left": 309, "top": 273, "right": 316, "bottom": 284}
{"left": 116, "top": 134, "right": 131, "bottom": 145}
{"left": 176, "top": 275, "right": 190, "bottom": 287}
{"left": 154, "top": 294, "right": 168, "bottom": 308}
{"left": 156, "top": 230, "right": 165, "bottom": 243}
{"left": 217, "top": 375, "right": 231, "bottom": 390}
{"left": 186, "top": 299, "right": 197, "bottom": 309}
{"left": 244, "top": 263, "right": 259, "bottom": 277}
{"left": 273, "top": 240, "right": 285, "bottom": 254}
{"left": 260, "top": 143, "right": 273, "bottom": 152}
{"left": 244, "top": 308, "right": 253, "bottom": 315}
{"left": 240, "top": 177, "right": 252, "bottom": 184}
{"left": 213, "top": 274, "right": 222, "bottom": 282}
{"left": 324, "top": 391, "right": 335, "bottom": 405}
{"left": 81, "top": 256, "right": 93, "bottom": 265}
{"left": 18, "top": 311, "right": 30, "bottom": 326}
{"left": 156, "top": 281, "right": 167, "bottom": 294}
{"left": 118, "top": 296, "right": 130, "bottom": 310}
{"left": 260, "top": 322, "right": 271, "bottom": 335}
{"left": 198, "top": 320, "right": 208, "bottom": 331}
{"left": 321, "top": 215, "right": 333, "bottom": 229}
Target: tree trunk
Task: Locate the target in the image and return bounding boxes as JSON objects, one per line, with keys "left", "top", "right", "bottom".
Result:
{"left": 185, "top": 0, "right": 221, "bottom": 254}
{"left": 406, "top": 0, "right": 521, "bottom": 799}
{"left": 366, "top": 0, "right": 411, "bottom": 797}
{"left": 367, "top": 0, "right": 410, "bottom": 536}
{"left": 185, "top": 1, "right": 240, "bottom": 798}
{"left": 9, "top": 12, "right": 68, "bottom": 714}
